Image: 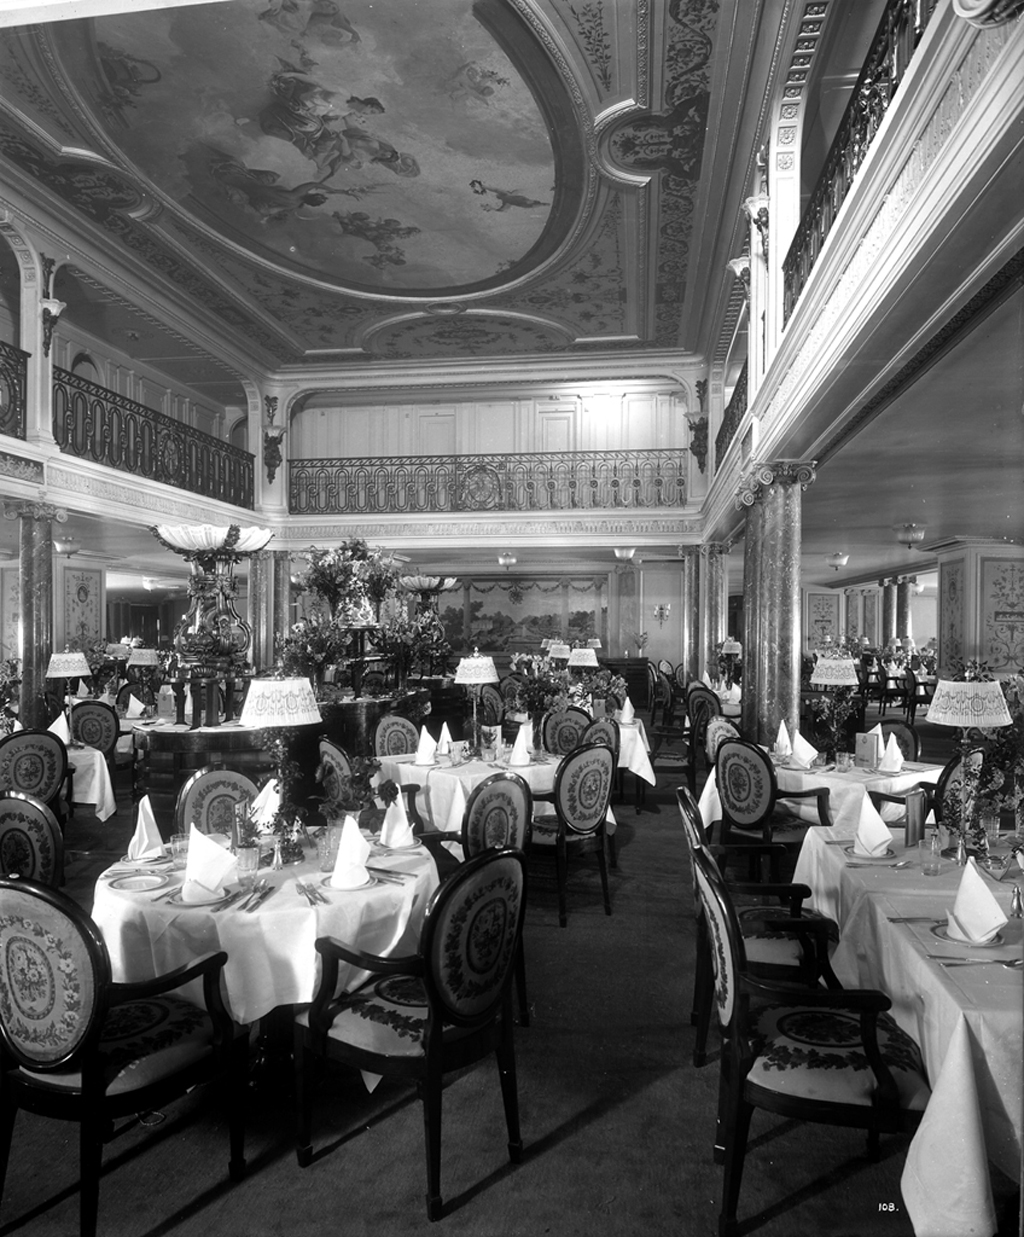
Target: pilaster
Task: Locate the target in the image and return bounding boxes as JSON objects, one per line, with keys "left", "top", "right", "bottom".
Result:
{"left": 5, "top": 500, "right": 66, "bottom": 726}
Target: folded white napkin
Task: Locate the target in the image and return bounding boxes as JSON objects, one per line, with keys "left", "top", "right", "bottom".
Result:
{"left": 508, "top": 723, "right": 531, "bottom": 767}
{"left": 878, "top": 732, "right": 904, "bottom": 773}
{"left": 448, "top": 779, "right": 468, "bottom": 834}
{"left": 379, "top": 794, "right": 415, "bottom": 848}
{"left": 127, "top": 796, "right": 164, "bottom": 860}
{"left": 330, "top": 814, "right": 371, "bottom": 889}
{"left": 125, "top": 695, "right": 145, "bottom": 719}
{"left": 48, "top": 712, "right": 71, "bottom": 744}
{"left": 620, "top": 697, "right": 635, "bottom": 724}
{"left": 414, "top": 727, "right": 437, "bottom": 765}
{"left": 182, "top": 824, "right": 237, "bottom": 902}
{"left": 251, "top": 779, "right": 281, "bottom": 832}
{"left": 789, "top": 732, "right": 819, "bottom": 769}
{"left": 867, "top": 723, "right": 883, "bottom": 738}
{"left": 12, "top": 719, "right": 22, "bottom": 733}
{"left": 774, "top": 720, "right": 792, "bottom": 757}
{"left": 436, "top": 722, "right": 452, "bottom": 756}
{"left": 853, "top": 800, "right": 895, "bottom": 857}
{"left": 76, "top": 680, "right": 90, "bottom": 698}
{"left": 946, "top": 858, "right": 1008, "bottom": 944}
{"left": 701, "top": 671, "right": 714, "bottom": 688}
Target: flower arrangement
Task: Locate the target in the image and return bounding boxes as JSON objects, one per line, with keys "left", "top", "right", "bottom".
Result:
{"left": 507, "top": 653, "right": 571, "bottom": 717}
{"left": 0, "top": 658, "right": 19, "bottom": 735}
{"left": 314, "top": 752, "right": 399, "bottom": 830}
{"left": 277, "top": 612, "right": 351, "bottom": 680}
{"left": 373, "top": 611, "right": 451, "bottom": 682}
{"left": 632, "top": 630, "right": 649, "bottom": 653}
{"left": 298, "top": 538, "right": 400, "bottom": 623}
{"left": 973, "top": 672, "right": 1024, "bottom": 833}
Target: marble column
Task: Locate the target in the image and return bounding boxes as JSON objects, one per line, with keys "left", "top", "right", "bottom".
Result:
{"left": 880, "top": 577, "right": 898, "bottom": 648}
{"left": 5, "top": 500, "right": 66, "bottom": 727}
{"left": 742, "top": 460, "right": 816, "bottom": 744}
{"left": 678, "top": 549, "right": 700, "bottom": 684}
{"left": 843, "top": 588, "right": 860, "bottom": 641}
{"left": 896, "top": 576, "right": 915, "bottom": 643}
{"left": 248, "top": 549, "right": 271, "bottom": 672}
{"left": 699, "top": 543, "right": 728, "bottom": 678}
{"left": 736, "top": 488, "right": 765, "bottom": 740}
{"left": 271, "top": 550, "right": 291, "bottom": 661}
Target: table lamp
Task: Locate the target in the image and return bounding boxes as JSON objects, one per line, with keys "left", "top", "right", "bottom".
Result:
{"left": 127, "top": 646, "right": 161, "bottom": 706}
{"left": 568, "top": 646, "right": 599, "bottom": 672}
{"left": 926, "top": 678, "right": 1011, "bottom": 860}
{"left": 548, "top": 643, "right": 571, "bottom": 661}
{"left": 809, "top": 656, "right": 859, "bottom": 688}
{"left": 45, "top": 650, "right": 92, "bottom": 718}
{"left": 454, "top": 650, "right": 498, "bottom": 755}
{"left": 240, "top": 677, "right": 322, "bottom": 861}
{"left": 809, "top": 656, "right": 859, "bottom": 759}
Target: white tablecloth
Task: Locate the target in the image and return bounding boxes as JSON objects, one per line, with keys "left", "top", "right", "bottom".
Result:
{"left": 92, "top": 846, "right": 439, "bottom": 1024}
{"left": 67, "top": 745, "right": 116, "bottom": 821}
{"left": 793, "top": 827, "right": 1022, "bottom": 1237}
{"left": 618, "top": 720, "right": 656, "bottom": 786}
{"left": 699, "top": 760, "right": 942, "bottom": 834}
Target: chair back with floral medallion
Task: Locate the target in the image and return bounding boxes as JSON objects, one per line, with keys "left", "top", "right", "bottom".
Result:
{"left": 580, "top": 716, "right": 620, "bottom": 760}
{"left": 373, "top": 715, "right": 418, "bottom": 756}
{"left": 716, "top": 739, "right": 777, "bottom": 833}
{"left": 541, "top": 706, "right": 590, "bottom": 755}
{"left": 690, "top": 844, "right": 745, "bottom": 1034}
{"left": 175, "top": 766, "right": 257, "bottom": 836}
{"left": 479, "top": 684, "right": 505, "bottom": 727}
{"left": 70, "top": 700, "right": 119, "bottom": 757}
{"left": 553, "top": 742, "right": 614, "bottom": 837}
{"left": 462, "top": 773, "right": 533, "bottom": 856}
{"left": 0, "top": 794, "right": 63, "bottom": 886}
{"left": 421, "top": 848, "right": 526, "bottom": 1028}
{"left": 705, "top": 716, "right": 741, "bottom": 767}
{"left": 0, "top": 730, "right": 68, "bottom": 811}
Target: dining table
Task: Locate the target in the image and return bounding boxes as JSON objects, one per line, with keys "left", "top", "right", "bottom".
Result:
{"left": 91, "top": 841, "right": 439, "bottom": 1025}
{"left": 699, "top": 758, "right": 943, "bottom": 835}
{"left": 792, "top": 824, "right": 1023, "bottom": 1237}
{"left": 67, "top": 743, "right": 116, "bottom": 821}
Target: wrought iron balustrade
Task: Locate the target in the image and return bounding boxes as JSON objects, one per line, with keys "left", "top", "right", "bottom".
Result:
{"left": 52, "top": 369, "right": 254, "bottom": 509}
{"left": 290, "top": 449, "right": 688, "bottom": 515}
{"left": 782, "top": 0, "right": 938, "bottom": 324}
{"left": 0, "top": 340, "right": 28, "bottom": 440}
{"left": 715, "top": 362, "right": 747, "bottom": 466}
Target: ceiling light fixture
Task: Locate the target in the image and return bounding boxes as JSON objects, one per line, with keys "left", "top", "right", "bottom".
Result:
{"left": 894, "top": 523, "right": 926, "bottom": 549}
{"left": 613, "top": 547, "right": 636, "bottom": 560}
{"left": 497, "top": 552, "right": 517, "bottom": 570}
{"left": 825, "top": 552, "right": 849, "bottom": 572}
{"left": 53, "top": 537, "right": 81, "bottom": 557}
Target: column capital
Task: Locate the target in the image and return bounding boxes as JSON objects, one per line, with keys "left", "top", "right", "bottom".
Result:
{"left": 676, "top": 545, "right": 701, "bottom": 561}
{"left": 4, "top": 501, "right": 67, "bottom": 523}
{"left": 699, "top": 542, "right": 730, "bottom": 559}
{"left": 735, "top": 458, "right": 816, "bottom": 507}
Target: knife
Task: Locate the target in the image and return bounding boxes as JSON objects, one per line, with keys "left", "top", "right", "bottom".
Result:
{"left": 214, "top": 889, "right": 247, "bottom": 912}
{"left": 245, "top": 886, "right": 276, "bottom": 913}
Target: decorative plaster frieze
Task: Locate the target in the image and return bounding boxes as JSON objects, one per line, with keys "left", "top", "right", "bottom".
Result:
{"left": 285, "top": 516, "right": 698, "bottom": 542}
{"left": 0, "top": 451, "right": 43, "bottom": 483}
{"left": 47, "top": 462, "right": 234, "bottom": 522}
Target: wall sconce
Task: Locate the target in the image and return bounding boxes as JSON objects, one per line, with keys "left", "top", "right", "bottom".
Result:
{"left": 497, "top": 551, "right": 517, "bottom": 570}
{"left": 41, "top": 298, "right": 66, "bottom": 358}
{"left": 652, "top": 604, "right": 671, "bottom": 626}
{"left": 825, "top": 552, "right": 849, "bottom": 572}
{"left": 894, "top": 523, "right": 926, "bottom": 549}
{"left": 53, "top": 536, "right": 81, "bottom": 557}
{"left": 613, "top": 547, "right": 636, "bottom": 561}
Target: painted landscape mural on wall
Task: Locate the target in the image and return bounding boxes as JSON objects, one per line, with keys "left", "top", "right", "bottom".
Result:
{"left": 440, "top": 578, "right": 606, "bottom": 654}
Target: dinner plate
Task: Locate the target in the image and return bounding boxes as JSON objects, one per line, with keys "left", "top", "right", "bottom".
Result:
{"left": 377, "top": 839, "right": 420, "bottom": 851}
{"left": 108, "top": 872, "right": 169, "bottom": 892}
{"left": 119, "top": 854, "right": 171, "bottom": 866}
{"left": 413, "top": 759, "right": 437, "bottom": 767}
{"left": 322, "top": 874, "right": 375, "bottom": 891}
{"left": 167, "top": 887, "right": 233, "bottom": 907}
{"left": 842, "top": 844, "right": 896, "bottom": 861}
{"left": 930, "top": 923, "right": 1005, "bottom": 949}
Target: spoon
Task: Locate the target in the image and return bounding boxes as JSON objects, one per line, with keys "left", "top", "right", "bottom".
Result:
{"left": 936, "top": 957, "right": 1023, "bottom": 969}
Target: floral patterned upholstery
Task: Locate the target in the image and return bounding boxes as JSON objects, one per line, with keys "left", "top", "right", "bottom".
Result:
{"left": 540, "top": 707, "right": 590, "bottom": 756}
{"left": 580, "top": 716, "right": 620, "bottom": 759}
{"left": 317, "top": 739, "right": 354, "bottom": 803}
{"left": 373, "top": 715, "right": 418, "bottom": 756}
{"left": 175, "top": 767, "right": 257, "bottom": 837}
{"left": 716, "top": 738, "right": 831, "bottom": 843}
{"left": 70, "top": 701, "right": 119, "bottom": 757}
{"left": 463, "top": 773, "right": 532, "bottom": 856}
{"left": 295, "top": 850, "right": 526, "bottom": 1220}
{"left": 0, "top": 731, "right": 69, "bottom": 818}
{"left": 0, "top": 794, "right": 63, "bottom": 886}
{"left": 705, "top": 716, "right": 740, "bottom": 766}
{"left": 479, "top": 684, "right": 505, "bottom": 727}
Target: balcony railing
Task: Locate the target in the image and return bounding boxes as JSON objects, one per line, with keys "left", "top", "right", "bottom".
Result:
{"left": 290, "top": 449, "right": 688, "bottom": 515}
{"left": 0, "top": 340, "right": 28, "bottom": 440}
{"left": 53, "top": 369, "right": 254, "bottom": 509}
{"left": 782, "top": 0, "right": 938, "bottom": 324}
{"left": 715, "top": 362, "right": 748, "bottom": 465}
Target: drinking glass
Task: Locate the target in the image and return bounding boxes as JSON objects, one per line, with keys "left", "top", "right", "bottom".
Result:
{"left": 836, "top": 751, "right": 853, "bottom": 772}
{"left": 236, "top": 845, "right": 260, "bottom": 890}
{"left": 170, "top": 833, "right": 190, "bottom": 870}
{"left": 920, "top": 833, "right": 942, "bottom": 877}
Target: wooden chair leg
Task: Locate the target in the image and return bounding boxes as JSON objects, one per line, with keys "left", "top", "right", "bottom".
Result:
{"left": 294, "top": 1025, "right": 314, "bottom": 1168}
{"left": 596, "top": 841, "right": 612, "bottom": 917}
{"left": 514, "top": 938, "right": 530, "bottom": 1027}
{"left": 227, "top": 1032, "right": 248, "bottom": 1181}
{"left": 422, "top": 1069, "right": 444, "bottom": 1221}
{"left": 719, "top": 1093, "right": 754, "bottom": 1237}
{"left": 79, "top": 1112, "right": 104, "bottom": 1237}
{"left": 495, "top": 1006, "right": 522, "bottom": 1163}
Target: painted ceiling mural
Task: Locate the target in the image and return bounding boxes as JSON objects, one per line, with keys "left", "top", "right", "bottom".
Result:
{"left": 0, "top": 0, "right": 721, "bottom": 367}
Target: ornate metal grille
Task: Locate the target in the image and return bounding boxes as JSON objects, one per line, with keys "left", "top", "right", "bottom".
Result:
{"left": 290, "top": 449, "right": 688, "bottom": 515}
{"left": 52, "top": 369, "right": 254, "bottom": 508}
{"left": 782, "top": 0, "right": 938, "bottom": 323}
{"left": 715, "top": 362, "right": 747, "bottom": 465}
{"left": 0, "top": 340, "right": 28, "bottom": 440}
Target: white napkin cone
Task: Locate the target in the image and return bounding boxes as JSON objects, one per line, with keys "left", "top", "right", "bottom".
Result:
{"left": 379, "top": 794, "right": 416, "bottom": 848}
{"left": 48, "top": 712, "right": 71, "bottom": 744}
{"left": 330, "top": 814, "right": 371, "bottom": 889}
{"left": 701, "top": 671, "right": 714, "bottom": 688}
{"left": 946, "top": 858, "right": 1008, "bottom": 944}
{"left": 447, "top": 779, "right": 468, "bottom": 835}
{"left": 182, "top": 824, "right": 237, "bottom": 902}
{"left": 11, "top": 719, "right": 22, "bottom": 733}
{"left": 878, "top": 732, "right": 905, "bottom": 773}
{"left": 620, "top": 697, "right": 635, "bottom": 724}
{"left": 789, "top": 731, "right": 819, "bottom": 769}
{"left": 774, "top": 720, "right": 792, "bottom": 757}
{"left": 76, "top": 680, "right": 90, "bottom": 698}
{"left": 127, "top": 796, "right": 164, "bottom": 860}
{"left": 508, "top": 723, "right": 531, "bottom": 767}
{"left": 125, "top": 695, "right": 145, "bottom": 718}
{"left": 853, "top": 800, "right": 895, "bottom": 858}
{"left": 250, "top": 779, "right": 281, "bottom": 833}
{"left": 414, "top": 726, "right": 437, "bottom": 765}
{"left": 436, "top": 722, "right": 452, "bottom": 755}
{"left": 867, "top": 723, "right": 883, "bottom": 738}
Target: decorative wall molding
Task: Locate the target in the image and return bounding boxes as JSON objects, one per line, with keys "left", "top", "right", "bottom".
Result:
{"left": 0, "top": 450, "right": 42, "bottom": 483}
{"left": 282, "top": 515, "right": 698, "bottom": 543}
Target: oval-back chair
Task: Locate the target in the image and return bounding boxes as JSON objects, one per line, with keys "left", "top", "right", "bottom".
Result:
{"left": 316, "top": 739, "right": 354, "bottom": 803}
{"left": 540, "top": 706, "right": 590, "bottom": 755}
{"left": 0, "top": 792, "right": 64, "bottom": 886}
{"left": 478, "top": 684, "right": 505, "bottom": 727}
{"left": 294, "top": 849, "right": 526, "bottom": 1221}
{"left": 879, "top": 720, "right": 921, "bottom": 763}
{"left": 498, "top": 674, "right": 524, "bottom": 707}
{"left": 373, "top": 714, "right": 419, "bottom": 756}
{"left": 715, "top": 738, "right": 831, "bottom": 846}
{"left": 580, "top": 715, "right": 621, "bottom": 762}
{"left": 0, "top": 876, "right": 247, "bottom": 1237}
{"left": 673, "top": 663, "right": 690, "bottom": 692}
{"left": 528, "top": 741, "right": 613, "bottom": 927}
{"left": 682, "top": 685, "right": 723, "bottom": 789}
{"left": 0, "top": 729, "right": 71, "bottom": 829}
{"left": 175, "top": 766, "right": 258, "bottom": 838}
{"left": 70, "top": 701, "right": 119, "bottom": 759}
{"left": 705, "top": 715, "right": 741, "bottom": 767}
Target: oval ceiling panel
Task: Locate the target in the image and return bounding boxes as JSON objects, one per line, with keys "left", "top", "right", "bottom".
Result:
{"left": 65, "top": 0, "right": 559, "bottom": 294}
